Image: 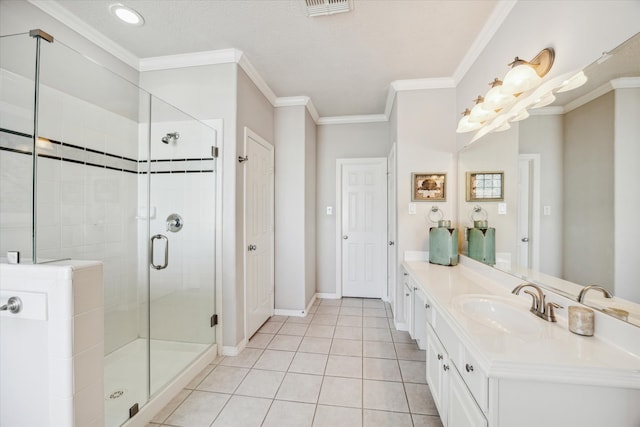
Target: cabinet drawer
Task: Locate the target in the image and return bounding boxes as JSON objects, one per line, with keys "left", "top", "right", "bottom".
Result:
{"left": 459, "top": 346, "right": 488, "bottom": 412}
{"left": 434, "top": 309, "right": 459, "bottom": 361}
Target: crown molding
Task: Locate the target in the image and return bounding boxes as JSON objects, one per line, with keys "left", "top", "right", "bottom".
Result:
{"left": 237, "top": 52, "right": 277, "bottom": 106}
{"left": 530, "top": 106, "right": 565, "bottom": 116}
{"left": 274, "top": 96, "right": 320, "bottom": 123}
{"left": 610, "top": 76, "right": 640, "bottom": 89}
{"left": 139, "top": 49, "right": 241, "bottom": 72}
{"left": 317, "top": 114, "right": 388, "bottom": 125}
{"left": 452, "top": 0, "right": 518, "bottom": 84}
{"left": 384, "top": 77, "right": 457, "bottom": 118}
{"left": 564, "top": 81, "right": 614, "bottom": 114}
{"left": 28, "top": 0, "right": 140, "bottom": 70}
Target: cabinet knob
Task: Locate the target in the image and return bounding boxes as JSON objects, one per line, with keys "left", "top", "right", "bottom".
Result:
{"left": 425, "top": 303, "right": 430, "bottom": 309}
{"left": 437, "top": 354, "right": 443, "bottom": 361}
{"left": 465, "top": 363, "right": 474, "bottom": 373}
{"left": 443, "top": 364, "right": 450, "bottom": 371}
{"left": 403, "top": 272, "right": 408, "bottom": 276}
{"left": 405, "top": 293, "right": 410, "bottom": 297}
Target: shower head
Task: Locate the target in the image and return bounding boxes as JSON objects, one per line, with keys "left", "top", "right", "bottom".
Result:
{"left": 162, "top": 132, "right": 180, "bottom": 144}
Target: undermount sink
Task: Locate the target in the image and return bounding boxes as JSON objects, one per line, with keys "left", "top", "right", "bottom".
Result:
{"left": 454, "top": 294, "right": 543, "bottom": 334}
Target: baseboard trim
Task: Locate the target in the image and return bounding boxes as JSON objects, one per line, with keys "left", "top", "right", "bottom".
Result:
{"left": 395, "top": 321, "right": 408, "bottom": 332}
{"left": 222, "top": 339, "right": 247, "bottom": 356}
{"left": 274, "top": 308, "right": 307, "bottom": 317}
{"left": 315, "top": 292, "right": 340, "bottom": 299}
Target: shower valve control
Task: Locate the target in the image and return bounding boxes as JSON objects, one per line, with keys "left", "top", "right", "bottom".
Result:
{"left": 166, "top": 214, "right": 184, "bottom": 232}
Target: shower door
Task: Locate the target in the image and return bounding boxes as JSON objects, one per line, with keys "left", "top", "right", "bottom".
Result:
{"left": 146, "top": 95, "right": 217, "bottom": 397}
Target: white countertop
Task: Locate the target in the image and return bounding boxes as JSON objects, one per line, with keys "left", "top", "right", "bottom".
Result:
{"left": 403, "top": 260, "right": 640, "bottom": 389}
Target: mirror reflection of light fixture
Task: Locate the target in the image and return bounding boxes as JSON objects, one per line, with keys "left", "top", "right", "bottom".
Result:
{"left": 468, "top": 96, "right": 498, "bottom": 123}
{"left": 456, "top": 108, "right": 482, "bottom": 133}
{"left": 530, "top": 92, "right": 556, "bottom": 109}
{"left": 556, "top": 70, "right": 588, "bottom": 93}
{"left": 510, "top": 109, "right": 530, "bottom": 122}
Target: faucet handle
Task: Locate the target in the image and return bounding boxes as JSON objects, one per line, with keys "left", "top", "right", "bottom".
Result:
{"left": 545, "top": 302, "right": 563, "bottom": 322}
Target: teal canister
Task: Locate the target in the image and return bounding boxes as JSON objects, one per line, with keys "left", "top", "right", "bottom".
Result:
{"left": 468, "top": 220, "right": 495, "bottom": 265}
{"left": 429, "top": 220, "right": 459, "bottom": 266}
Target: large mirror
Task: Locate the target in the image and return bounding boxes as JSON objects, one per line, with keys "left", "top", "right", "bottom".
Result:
{"left": 458, "top": 32, "right": 640, "bottom": 327}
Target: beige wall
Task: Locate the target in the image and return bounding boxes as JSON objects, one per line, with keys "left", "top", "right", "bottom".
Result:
{"left": 316, "top": 121, "right": 390, "bottom": 295}
{"left": 520, "top": 114, "right": 564, "bottom": 276}
{"left": 614, "top": 87, "right": 640, "bottom": 301}
{"left": 563, "top": 91, "right": 614, "bottom": 290}
{"left": 274, "top": 105, "right": 317, "bottom": 312}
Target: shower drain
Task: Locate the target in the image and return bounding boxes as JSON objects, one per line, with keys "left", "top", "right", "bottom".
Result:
{"left": 107, "top": 389, "right": 126, "bottom": 400}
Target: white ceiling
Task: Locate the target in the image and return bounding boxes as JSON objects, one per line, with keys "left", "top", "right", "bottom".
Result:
{"left": 38, "top": 0, "right": 503, "bottom": 118}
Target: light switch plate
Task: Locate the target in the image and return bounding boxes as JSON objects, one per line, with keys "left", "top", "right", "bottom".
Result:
{"left": 408, "top": 203, "right": 416, "bottom": 215}
{"left": 326, "top": 206, "right": 333, "bottom": 215}
{"left": 544, "top": 205, "right": 551, "bottom": 216}
{"left": 498, "top": 203, "right": 507, "bottom": 215}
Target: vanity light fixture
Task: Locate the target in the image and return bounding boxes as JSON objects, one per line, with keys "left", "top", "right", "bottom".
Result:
{"left": 458, "top": 47, "right": 560, "bottom": 141}
{"left": 482, "top": 78, "right": 516, "bottom": 111}
{"left": 456, "top": 108, "right": 482, "bottom": 133}
{"left": 530, "top": 92, "right": 556, "bottom": 109}
{"left": 468, "top": 96, "right": 498, "bottom": 123}
{"left": 556, "top": 70, "right": 588, "bottom": 93}
{"left": 109, "top": 3, "right": 145, "bottom": 26}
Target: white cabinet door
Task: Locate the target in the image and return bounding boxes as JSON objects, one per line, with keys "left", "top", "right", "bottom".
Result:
{"left": 413, "top": 288, "right": 427, "bottom": 349}
{"left": 448, "top": 366, "right": 487, "bottom": 427}
{"left": 404, "top": 281, "right": 413, "bottom": 333}
{"left": 426, "top": 324, "right": 448, "bottom": 425}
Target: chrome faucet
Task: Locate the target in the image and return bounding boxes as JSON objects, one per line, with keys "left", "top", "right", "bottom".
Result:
{"left": 577, "top": 285, "right": 612, "bottom": 303}
{"left": 512, "top": 283, "right": 562, "bottom": 322}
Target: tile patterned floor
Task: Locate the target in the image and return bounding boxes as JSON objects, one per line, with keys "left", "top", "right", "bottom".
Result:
{"left": 148, "top": 298, "right": 444, "bottom": 427}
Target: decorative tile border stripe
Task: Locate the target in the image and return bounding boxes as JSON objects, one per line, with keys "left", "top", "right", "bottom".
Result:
{"left": 0, "top": 127, "right": 215, "bottom": 174}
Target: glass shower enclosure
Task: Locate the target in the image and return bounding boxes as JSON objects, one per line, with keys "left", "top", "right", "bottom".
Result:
{"left": 0, "top": 30, "right": 218, "bottom": 426}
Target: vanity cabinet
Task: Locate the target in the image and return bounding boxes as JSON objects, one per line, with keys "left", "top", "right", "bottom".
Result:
{"left": 426, "top": 307, "right": 487, "bottom": 427}
{"left": 405, "top": 259, "right": 640, "bottom": 427}
{"left": 402, "top": 269, "right": 427, "bottom": 349}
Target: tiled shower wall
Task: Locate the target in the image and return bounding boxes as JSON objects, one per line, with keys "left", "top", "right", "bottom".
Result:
{"left": 0, "top": 69, "right": 141, "bottom": 353}
{"left": 1, "top": 69, "right": 218, "bottom": 353}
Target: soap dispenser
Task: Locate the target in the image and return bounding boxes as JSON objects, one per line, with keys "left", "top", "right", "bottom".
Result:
{"left": 467, "top": 206, "right": 496, "bottom": 265}
{"left": 428, "top": 207, "right": 459, "bottom": 266}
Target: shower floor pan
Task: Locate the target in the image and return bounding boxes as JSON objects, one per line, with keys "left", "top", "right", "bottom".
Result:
{"left": 104, "top": 338, "right": 208, "bottom": 427}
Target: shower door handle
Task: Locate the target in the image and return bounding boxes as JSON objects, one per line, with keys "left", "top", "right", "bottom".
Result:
{"left": 151, "top": 234, "right": 169, "bottom": 270}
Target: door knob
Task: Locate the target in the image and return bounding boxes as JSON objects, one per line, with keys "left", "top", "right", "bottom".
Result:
{"left": 388, "top": 241, "right": 394, "bottom": 246}
{"left": 343, "top": 235, "right": 349, "bottom": 240}
{"left": 521, "top": 237, "right": 529, "bottom": 242}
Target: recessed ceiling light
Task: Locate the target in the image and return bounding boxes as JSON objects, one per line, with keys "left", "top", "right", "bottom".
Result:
{"left": 109, "top": 3, "right": 145, "bottom": 26}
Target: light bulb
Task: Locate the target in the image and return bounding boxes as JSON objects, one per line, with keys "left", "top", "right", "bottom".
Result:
{"left": 501, "top": 64, "right": 542, "bottom": 95}
{"left": 457, "top": 109, "right": 482, "bottom": 133}
{"left": 483, "top": 84, "right": 516, "bottom": 111}
{"left": 109, "top": 4, "right": 145, "bottom": 26}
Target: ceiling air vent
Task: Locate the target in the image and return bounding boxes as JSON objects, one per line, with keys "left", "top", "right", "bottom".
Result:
{"left": 305, "top": 0, "right": 352, "bottom": 17}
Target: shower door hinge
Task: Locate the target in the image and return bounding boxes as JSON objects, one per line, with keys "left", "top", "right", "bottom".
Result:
{"left": 129, "top": 403, "right": 139, "bottom": 418}
{"left": 211, "top": 146, "right": 219, "bottom": 158}
{"left": 211, "top": 314, "right": 218, "bottom": 327}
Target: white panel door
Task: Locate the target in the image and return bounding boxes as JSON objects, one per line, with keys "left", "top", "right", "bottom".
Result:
{"left": 387, "top": 144, "right": 397, "bottom": 305}
{"left": 517, "top": 157, "right": 531, "bottom": 268}
{"left": 244, "top": 129, "right": 274, "bottom": 338}
{"left": 340, "top": 159, "right": 387, "bottom": 298}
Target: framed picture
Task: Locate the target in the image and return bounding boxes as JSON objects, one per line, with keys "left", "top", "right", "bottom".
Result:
{"left": 412, "top": 173, "right": 446, "bottom": 201}
{"left": 466, "top": 171, "right": 504, "bottom": 201}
